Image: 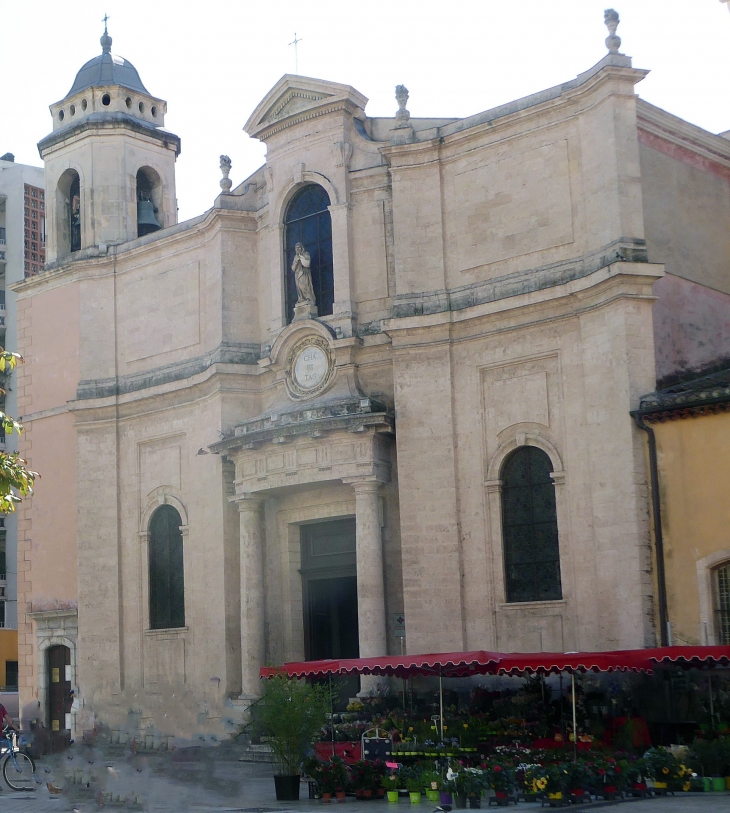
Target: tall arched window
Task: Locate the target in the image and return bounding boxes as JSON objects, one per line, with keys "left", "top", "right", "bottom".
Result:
{"left": 149, "top": 505, "right": 185, "bottom": 629}
{"left": 501, "top": 446, "right": 562, "bottom": 603}
{"left": 284, "top": 185, "right": 333, "bottom": 323}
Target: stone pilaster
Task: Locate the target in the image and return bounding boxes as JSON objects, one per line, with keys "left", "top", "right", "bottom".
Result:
{"left": 233, "top": 495, "right": 266, "bottom": 701}
{"left": 347, "top": 479, "right": 386, "bottom": 693}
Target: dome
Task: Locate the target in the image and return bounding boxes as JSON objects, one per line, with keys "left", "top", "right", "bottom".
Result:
{"left": 67, "top": 31, "right": 149, "bottom": 97}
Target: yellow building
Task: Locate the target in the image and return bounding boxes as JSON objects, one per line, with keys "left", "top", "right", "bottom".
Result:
{"left": 634, "top": 369, "right": 730, "bottom": 647}
{"left": 0, "top": 628, "right": 18, "bottom": 688}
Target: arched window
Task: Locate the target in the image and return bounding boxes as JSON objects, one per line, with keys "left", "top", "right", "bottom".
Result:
{"left": 501, "top": 446, "right": 562, "bottom": 603}
{"left": 56, "top": 169, "right": 81, "bottom": 257}
{"left": 149, "top": 505, "right": 185, "bottom": 629}
{"left": 136, "top": 167, "right": 162, "bottom": 237}
{"left": 284, "top": 184, "right": 333, "bottom": 323}
{"left": 714, "top": 563, "right": 730, "bottom": 644}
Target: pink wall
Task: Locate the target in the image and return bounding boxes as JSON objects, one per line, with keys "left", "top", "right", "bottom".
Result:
{"left": 653, "top": 273, "right": 730, "bottom": 386}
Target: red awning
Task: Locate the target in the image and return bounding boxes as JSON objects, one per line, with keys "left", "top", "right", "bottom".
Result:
{"left": 260, "top": 646, "right": 730, "bottom": 680}
{"left": 495, "top": 650, "right": 653, "bottom": 675}
{"left": 260, "top": 651, "right": 501, "bottom": 679}
{"left": 644, "top": 645, "right": 730, "bottom": 668}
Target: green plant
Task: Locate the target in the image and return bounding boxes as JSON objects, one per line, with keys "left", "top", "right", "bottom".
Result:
{"left": 485, "top": 763, "right": 510, "bottom": 792}
{"left": 406, "top": 777, "right": 423, "bottom": 793}
{"left": 690, "top": 738, "right": 726, "bottom": 777}
{"left": 248, "top": 674, "right": 331, "bottom": 775}
{"left": 319, "top": 757, "right": 348, "bottom": 794}
{"left": 382, "top": 774, "right": 399, "bottom": 791}
{"left": 420, "top": 770, "right": 441, "bottom": 791}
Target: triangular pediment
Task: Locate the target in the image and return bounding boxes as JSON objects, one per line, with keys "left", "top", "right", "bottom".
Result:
{"left": 244, "top": 75, "right": 368, "bottom": 140}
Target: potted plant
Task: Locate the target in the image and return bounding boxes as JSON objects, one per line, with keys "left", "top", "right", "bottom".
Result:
{"left": 563, "top": 761, "right": 588, "bottom": 799}
{"left": 644, "top": 747, "right": 688, "bottom": 794}
{"left": 248, "top": 674, "right": 331, "bottom": 801}
{"left": 406, "top": 776, "right": 423, "bottom": 804}
{"left": 485, "top": 763, "right": 511, "bottom": 806}
{"left": 383, "top": 774, "right": 399, "bottom": 803}
{"left": 319, "top": 757, "right": 348, "bottom": 800}
{"left": 421, "top": 770, "right": 441, "bottom": 802}
{"left": 691, "top": 738, "right": 727, "bottom": 791}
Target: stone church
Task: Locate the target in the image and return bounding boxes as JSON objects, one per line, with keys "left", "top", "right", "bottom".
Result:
{"left": 14, "top": 11, "right": 730, "bottom": 739}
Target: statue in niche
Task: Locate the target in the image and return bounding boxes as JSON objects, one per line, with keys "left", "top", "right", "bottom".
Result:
{"left": 292, "top": 242, "right": 316, "bottom": 305}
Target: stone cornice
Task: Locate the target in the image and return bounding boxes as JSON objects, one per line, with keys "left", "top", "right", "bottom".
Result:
{"left": 637, "top": 99, "right": 730, "bottom": 171}
{"left": 38, "top": 112, "right": 181, "bottom": 157}
{"left": 212, "top": 397, "right": 393, "bottom": 455}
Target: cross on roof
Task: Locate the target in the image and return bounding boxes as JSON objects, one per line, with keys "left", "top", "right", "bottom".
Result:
{"left": 102, "top": 13, "right": 110, "bottom": 33}
{"left": 288, "top": 32, "right": 302, "bottom": 74}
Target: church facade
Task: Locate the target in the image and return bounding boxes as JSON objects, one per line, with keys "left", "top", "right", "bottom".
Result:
{"left": 14, "top": 14, "right": 730, "bottom": 739}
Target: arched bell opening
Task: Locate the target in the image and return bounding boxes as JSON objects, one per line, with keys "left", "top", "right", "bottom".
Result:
{"left": 56, "top": 168, "right": 81, "bottom": 257}
{"left": 136, "top": 166, "right": 162, "bottom": 237}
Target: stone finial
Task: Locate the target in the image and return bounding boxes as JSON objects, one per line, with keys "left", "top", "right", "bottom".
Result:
{"left": 219, "top": 155, "right": 232, "bottom": 193}
{"left": 604, "top": 8, "right": 622, "bottom": 54}
{"left": 395, "top": 85, "right": 410, "bottom": 125}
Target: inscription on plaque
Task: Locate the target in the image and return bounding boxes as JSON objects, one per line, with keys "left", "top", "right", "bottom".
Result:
{"left": 294, "top": 345, "right": 328, "bottom": 389}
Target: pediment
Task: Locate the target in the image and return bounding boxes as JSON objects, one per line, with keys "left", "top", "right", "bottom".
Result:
{"left": 244, "top": 74, "right": 368, "bottom": 140}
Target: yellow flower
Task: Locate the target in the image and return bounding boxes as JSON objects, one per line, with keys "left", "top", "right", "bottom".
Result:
{"left": 536, "top": 778, "right": 547, "bottom": 790}
{"left": 443, "top": 726, "right": 448, "bottom": 731}
{"left": 463, "top": 724, "right": 469, "bottom": 729}
{"left": 662, "top": 768, "right": 669, "bottom": 775}
{"left": 409, "top": 727, "right": 414, "bottom": 732}
{"left": 683, "top": 782, "right": 690, "bottom": 792}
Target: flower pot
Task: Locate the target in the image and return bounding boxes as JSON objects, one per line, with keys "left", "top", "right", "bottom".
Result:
{"left": 387, "top": 791, "right": 399, "bottom": 803}
{"left": 726, "top": 777, "right": 730, "bottom": 791}
{"left": 604, "top": 786, "right": 617, "bottom": 794}
{"left": 322, "top": 792, "right": 332, "bottom": 802}
{"left": 713, "top": 777, "right": 726, "bottom": 792}
{"left": 409, "top": 791, "right": 422, "bottom": 804}
{"left": 454, "top": 794, "right": 467, "bottom": 809}
{"left": 569, "top": 789, "right": 584, "bottom": 796}
{"left": 336, "top": 791, "right": 346, "bottom": 800}
{"left": 274, "top": 775, "right": 301, "bottom": 801}
{"left": 703, "top": 778, "right": 712, "bottom": 793}
{"left": 654, "top": 782, "right": 667, "bottom": 789}
{"left": 378, "top": 788, "right": 386, "bottom": 797}
{"left": 468, "top": 795, "right": 481, "bottom": 809}
{"left": 364, "top": 789, "right": 373, "bottom": 798}
{"left": 426, "top": 790, "right": 440, "bottom": 802}
{"left": 439, "top": 791, "right": 453, "bottom": 805}
{"left": 355, "top": 790, "right": 364, "bottom": 799}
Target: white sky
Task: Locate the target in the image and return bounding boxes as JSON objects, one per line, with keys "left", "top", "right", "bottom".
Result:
{"left": 1, "top": 0, "right": 728, "bottom": 222}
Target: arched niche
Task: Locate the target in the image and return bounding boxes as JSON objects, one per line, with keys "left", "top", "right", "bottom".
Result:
{"left": 283, "top": 184, "right": 333, "bottom": 323}
{"left": 56, "top": 168, "right": 82, "bottom": 257}
{"left": 136, "top": 166, "right": 163, "bottom": 237}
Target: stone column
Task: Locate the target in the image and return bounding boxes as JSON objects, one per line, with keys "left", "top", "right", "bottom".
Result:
{"left": 349, "top": 479, "right": 387, "bottom": 693}
{"left": 234, "top": 495, "right": 266, "bottom": 701}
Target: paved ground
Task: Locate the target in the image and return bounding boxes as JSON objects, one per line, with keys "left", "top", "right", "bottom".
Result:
{"left": 0, "top": 746, "right": 728, "bottom": 813}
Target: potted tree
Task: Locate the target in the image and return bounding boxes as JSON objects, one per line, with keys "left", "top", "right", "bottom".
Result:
{"left": 248, "top": 674, "right": 331, "bottom": 801}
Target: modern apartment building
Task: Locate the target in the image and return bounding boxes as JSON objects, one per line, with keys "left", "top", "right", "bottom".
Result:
{"left": 0, "top": 153, "right": 45, "bottom": 689}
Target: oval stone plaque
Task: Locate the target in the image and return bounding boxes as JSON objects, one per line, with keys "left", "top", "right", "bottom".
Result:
{"left": 293, "top": 344, "right": 328, "bottom": 390}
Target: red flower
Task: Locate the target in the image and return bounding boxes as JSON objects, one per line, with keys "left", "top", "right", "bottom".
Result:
{"left": 599, "top": 769, "right": 605, "bottom": 776}
{"left": 494, "top": 766, "right": 502, "bottom": 772}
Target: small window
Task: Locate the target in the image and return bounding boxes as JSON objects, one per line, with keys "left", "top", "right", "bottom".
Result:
{"left": 125, "top": 97, "right": 132, "bottom": 108}
{"left": 151, "top": 105, "right": 157, "bottom": 117}
{"left": 81, "top": 98, "right": 88, "bottom": 111}
{"left": 715, "top": 564, "right": 730, "bottom": 644}
{"left": 102, "top": 93, "right": 111, "bottom": 106}
{"left": 58, "top": 109, "right": 65, "bottom": 121}
{"left": 502, "top": 446, "right": 562, "bottom": 603}
{"left": 138, "top": 101, "right": 144, "bottom": 114}
{"left": 149, "top": 505, "right": 185, "bottom": 630}
{"left": 70, "top": 104, "right": 76, "bottom": 116}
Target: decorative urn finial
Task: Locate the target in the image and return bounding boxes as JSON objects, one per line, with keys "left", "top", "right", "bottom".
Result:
{"left": 604, "top": 8, "right": 622, "bottom": 54}
{"left": 395, "top": 85, "right": 410, "bottom": 124}
{"left": 219, "top": 155, "right": 232, "bottom": 193}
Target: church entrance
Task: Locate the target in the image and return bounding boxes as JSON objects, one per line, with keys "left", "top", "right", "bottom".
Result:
{"left": 301, "top": 518, "right": 359, "bottom": 701}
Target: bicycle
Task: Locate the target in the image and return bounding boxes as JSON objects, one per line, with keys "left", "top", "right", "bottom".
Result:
{"left": 0, "top": 727, "right": 36, "bottom": 791}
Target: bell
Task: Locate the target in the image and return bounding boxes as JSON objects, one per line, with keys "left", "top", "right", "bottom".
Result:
{"left": 137, "top": 199, "right": 160, "bottom": 236}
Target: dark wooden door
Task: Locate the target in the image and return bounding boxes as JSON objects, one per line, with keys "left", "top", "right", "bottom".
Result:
{"left": 48, "top": 645, "right": 71, "bottom": 748}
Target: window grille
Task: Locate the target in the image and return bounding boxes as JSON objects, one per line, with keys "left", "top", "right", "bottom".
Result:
{"left": 716, "top": 564, "right": 730, "bottom": 644}
{"left": 501, "top": 446, "right": 562, "bottom": 603}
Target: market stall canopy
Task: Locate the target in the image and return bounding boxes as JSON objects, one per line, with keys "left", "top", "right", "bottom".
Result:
{"left": 495, "top": 649, "right": 655, "bottom": 676}
{"left": 260, "top": 651, "right": 502, "bottom": 679}
{"left": 644, "top": 645, "right": 730, "bottom": 668}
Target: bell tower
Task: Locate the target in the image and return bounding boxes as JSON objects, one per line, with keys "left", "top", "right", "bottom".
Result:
{"left": 38, "top": 25, "right": 181, "bottom": 262}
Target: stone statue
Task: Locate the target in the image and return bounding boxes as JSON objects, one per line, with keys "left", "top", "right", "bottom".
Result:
{"left": 220, "top": 155, "right": 232, "bottom": 193}
{"left": 604, "top": 8, "right": 622, "bottom": 54}
{"left": 292, "top": 242, "right": 316, "bottom": 305}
